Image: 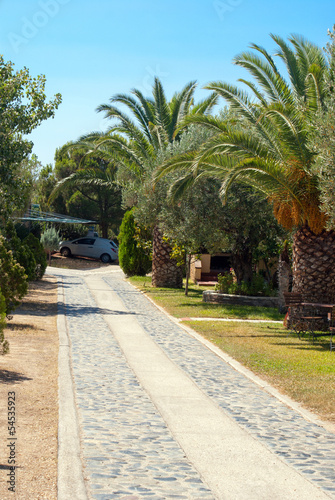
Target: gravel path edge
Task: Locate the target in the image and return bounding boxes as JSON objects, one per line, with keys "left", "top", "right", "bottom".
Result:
{"left": 57, "top": 277, "right": 88, "bottom": 500}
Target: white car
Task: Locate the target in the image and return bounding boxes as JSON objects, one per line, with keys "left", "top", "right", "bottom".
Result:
{"left": 59, "top": 236, "right": 118, "bottom": 263}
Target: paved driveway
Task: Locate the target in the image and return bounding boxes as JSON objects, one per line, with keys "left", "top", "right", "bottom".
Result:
{"left": 49, "top": 266, "right": 335, "bottom": 500}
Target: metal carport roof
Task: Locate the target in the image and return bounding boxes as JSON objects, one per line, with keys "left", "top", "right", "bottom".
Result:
{"left": 14, "top": 208, "right": 96, "bottom": 224}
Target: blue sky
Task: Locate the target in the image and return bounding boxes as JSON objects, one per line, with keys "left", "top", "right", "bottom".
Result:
{"left": 0, "top": 0, "right": 334, "bottom": 166}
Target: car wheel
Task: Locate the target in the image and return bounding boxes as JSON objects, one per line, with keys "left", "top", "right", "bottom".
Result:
{"left": 100, "top": 253, "right": 111, "bottom": 263}
{"left": 61, "top": 247, "right": 71, "bottom": 258}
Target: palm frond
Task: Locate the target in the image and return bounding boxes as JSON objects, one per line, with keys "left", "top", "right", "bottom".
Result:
{"left": 260, "top": 106, "right": 312, "bottom": 166}
{"left": 237, "top": 79, "right": 268, "bottom": 106}
{"left": 168, "top": 172, "right": 199, "bottom": 201}
{"left": 289, "top": 34, "right": 327, "bottom": 74}
{"left": 205, "top": 81, "right": 258, "bottom": 121}
{"left": 131, "top": 89, "right": 156, "bottom": 123}
{"left": 233, "top": 49, "right": 292, "bottom": 105}
{"left": 305, "top": 64, "right": 325, "bottom": 112}
{"left": 169, "top": 81, "right": 198, "bottom": 139}
{"left": 190, "top": 92, "right": 219, "bottom": 115}
{"left": 152, "top": 77, "right": 172, "bottom": 144}
{"left": 204, "top": 82, "right": 286, "bottom": 161}
{"left": 219, "top": 158, "right": 303, "bottom": 207}
{"left": 176, "top": 114, "right": 230, "bottom": 135}
{"left": 154, "top": 151, "right": 198, "bottom": 182}
{"left": 106, "top": 93, "right": 153, "bottom": 141}
{"left": 271, "top": 34, "right": 305, "bottom": 99}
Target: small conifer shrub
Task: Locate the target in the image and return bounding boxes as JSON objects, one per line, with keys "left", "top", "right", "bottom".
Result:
{"left": 118, "top": 210, "right": 151, "bottom": 277}
{"left": 41, "top": 227, "right": 60, "bottom": 265}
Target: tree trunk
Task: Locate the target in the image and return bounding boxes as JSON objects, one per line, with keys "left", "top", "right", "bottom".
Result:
{"left": 278, "top": 243, "right": 292, "bottom": 311}
{"left": 292, "top": 226, "right": 335, "bottom": 303}
{"left": 184, "top": 253, "right": 192, "bottom": 296}
{"left": 101, "top": 221, "right": 108, "bottom": 239}
{"left": 151, "top": 226, "right": 183, "bottom": 288}
{"left": 231, "top": 251, "right": 253, "bottom": 284}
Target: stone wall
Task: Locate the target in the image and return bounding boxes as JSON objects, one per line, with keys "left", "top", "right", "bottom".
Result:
{"left": 203, "top": 291, "right": 279, "bottom": 308}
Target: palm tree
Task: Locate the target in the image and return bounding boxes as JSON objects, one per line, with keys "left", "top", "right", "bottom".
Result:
{"left": 50, "top": 134, "right": 124, "bottom": 238}
{"left": 157, "top": 34, "right": 335, "bottom": 302}
{"left": 97, "top": 78, "right": 217, "bottom": 287}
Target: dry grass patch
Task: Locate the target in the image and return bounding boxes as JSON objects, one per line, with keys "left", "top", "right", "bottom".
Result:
{"left": 186, "top": 320, "right": 335, "bottom": 424}
{"left": 0, "top": 276, "right": 58, "bottom": 500}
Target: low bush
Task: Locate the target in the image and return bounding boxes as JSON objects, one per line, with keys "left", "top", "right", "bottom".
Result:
{"left": 23, "top": 233, "right": 47, "bottom": 279}
{"left": 0, "top": 290, "right": 9, "bottom": 354}
{"left": 3, "top": 221, "right": 37, "bottom": 281}
{"left": 215, "top": 269, "right": 275, "bottom": 297}
{"left": 0, "top": 235, "right": 28, "bottom": 315}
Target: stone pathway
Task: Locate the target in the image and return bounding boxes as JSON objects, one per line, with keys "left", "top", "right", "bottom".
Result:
{"left": 57, "top": 269, "right": 215, "bottom": 499}
{"left": 51, "top": 267, "right": 335, "bottom": 500}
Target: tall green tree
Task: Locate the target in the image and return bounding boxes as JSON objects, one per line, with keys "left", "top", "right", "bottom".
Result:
{"left": 97, "top": 78, "right": 217, "bottom": 287}
{"left": 0, "top": 55, "right": 61, "bottom": 218}
{"left": 160, "top": 176, "right": 285, "bottom": 293}
{"left": 311, "top": 29, "right": 335, "bottom": 228}
{"left": 49, "top": 137, "right": 124, "bottom": 237}
{"left": 158, "top": 33, "right": 334, "bottom": 302}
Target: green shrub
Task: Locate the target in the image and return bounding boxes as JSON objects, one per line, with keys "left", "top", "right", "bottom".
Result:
{"left": 14, "top": 222, "right": 42, "bottom": 241}
{"left": 118, "top": 210, "right": 152, "bottom": 277}
{"left": 3, "top": 221, "right": 36, "bottom": 281}
{"left": 23, "top": 233, "right": 47, "bottom": 279}
{"left": 215, "top": 270, "right": 275, "bottom": 297}
{"left": 215, "top": 271, "right": 235, "bottom": 294}
{"left": 41, "top": 227, "right": 60, "bottom": 265}
{"left": 0, "top": 290, "right": 9, "bottom": 354}
{"left": 0, "top": 235, "right": 28, "bottom": 315}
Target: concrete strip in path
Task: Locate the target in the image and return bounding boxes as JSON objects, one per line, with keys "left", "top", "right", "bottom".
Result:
{"left": 86, "top": 274, "right": 331, "bottom": 500}
{"left": 57, "top": 278, "right": 88, "bottom": 500}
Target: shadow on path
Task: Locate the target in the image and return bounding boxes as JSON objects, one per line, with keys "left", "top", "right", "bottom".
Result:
{"left": 0, "top": 369, "right": 32, "bottom": 384}
{"left": 63, "top": 304, "right": 139, "bottom": 318}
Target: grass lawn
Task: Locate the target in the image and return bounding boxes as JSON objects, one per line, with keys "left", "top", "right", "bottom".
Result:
{"left": 128, "top": 276, "right": 335, "bottom": 424}
{"left": 128, "top": 276, "right": 284, "bottom": 321}
{"left": 188, "top": 320, "right": 335, "bottom": 423}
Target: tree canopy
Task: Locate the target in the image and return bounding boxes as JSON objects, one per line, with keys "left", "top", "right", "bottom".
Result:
{"left": 49, "top": 138, "right": 124, "bottom": 238}
{"left": 311, "top": 29, "right": 335, "bottom": 228}
{"left": 157, "top": 34, "right": 329, "bottom": 235}
{"left": 0, "top": 55, "right": 61, "bottom": 219}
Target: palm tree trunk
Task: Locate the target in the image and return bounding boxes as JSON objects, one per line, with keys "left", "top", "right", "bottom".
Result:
{"left": 292, "top": 226, "right": 335, "bottom": 303}
{"left": 278, "top": 242, "right": 292, "bottom": 311}
{"left": 151, "top": 226, "right": 183, "bottom": 288}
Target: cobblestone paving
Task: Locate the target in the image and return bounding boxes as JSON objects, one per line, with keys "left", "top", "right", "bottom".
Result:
{"left": 103, "top": 275, "right": 335, "bottom": 498}
{"left": 63, "top": 275, "right": 214, "bottom": 500}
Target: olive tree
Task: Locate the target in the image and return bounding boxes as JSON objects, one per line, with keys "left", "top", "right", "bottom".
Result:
{"left": 0, "top": 55, "right": 61, "bottom": 218}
